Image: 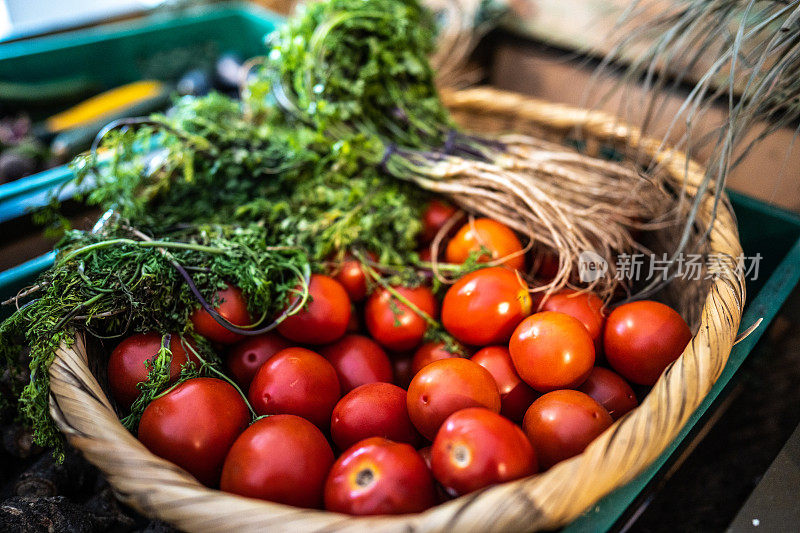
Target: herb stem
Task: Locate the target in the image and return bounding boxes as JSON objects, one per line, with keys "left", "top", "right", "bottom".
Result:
{"left": 59, "top": 239, "right": 225, "bottom": 265}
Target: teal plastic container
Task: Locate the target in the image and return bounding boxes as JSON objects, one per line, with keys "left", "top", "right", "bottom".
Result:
{"left": 0, "top": 3, "right": 282, "bottom": 223}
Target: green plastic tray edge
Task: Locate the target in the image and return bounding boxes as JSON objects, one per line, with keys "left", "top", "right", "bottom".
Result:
{"left": 0, "top": 251, "right": 55, "bottom": 289}
{"left": 0, "top": 2, "right": 282, "bottom": 61}
{"left": 727, "top": 190, "right": 800, "bottom": 227}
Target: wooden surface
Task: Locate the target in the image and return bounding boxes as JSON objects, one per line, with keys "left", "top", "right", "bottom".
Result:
{"left": 489, "top": 41, "right": 800, "bottom": 213}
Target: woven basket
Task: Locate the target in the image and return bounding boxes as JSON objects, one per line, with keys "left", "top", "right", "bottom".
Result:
{"left": 48, "top": 86, "right": 746, "bottom": 532}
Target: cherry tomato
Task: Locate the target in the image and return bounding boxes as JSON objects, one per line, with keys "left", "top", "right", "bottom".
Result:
{"left": 108, "top": 333, "right": 195, "bottom": 410}
{"left": 418, "top": 445, "right": 454, "bottom": 503}
{"left": 346, "top": 306, "right": 360, "bottom": 333}
{"left": 509, "top": 311, "right": 595, "bottom": 392}
{"left": 248, "top": 347, "right": 340, "bottom": 428}
{"left": 226, "top": 333, "right": 290, "bottom": 390}
{"left": 320, "top": 334, "right": 393, "bottom": 394}
{"left": 541, "top": 289, "right": 605, "bottom": 349}
{"left": 522, "top": 390, "right": 612, "bottom": 469}
{"left": 331, "top": 383, "right": 420, "bottom": 451}
{"left": 604, "top": 301, "right": 692, "bottom": 385}
{"left": 420, "top": 199, "right": 457, "bottom": 244}
{"left": 391, "top": 353, "right": 414, "bottom": 389}
{"left": 407, "top": 358, "right": 501, "bottom": 440}
{"left": 418, "top": 446, "right": 433, "bottom": 470}
{"left": 418, "top": 247, "right": 434, "bottom": 262}
{"left": 277, "top": 274, "right": 351, "bottom": 345}
{"left": 471, "top": 346, "right": 538, "bottom": 422}
{"left": 220, "top": 415, "right": 334, "bottom": 508}
{"left": 324, "top": 437, "right": 436, "bottom": 515}
{"left": 432, "top": 408, "right": 537, "bottom": 495}
{"left": 334, "top": 252, "right": 376, "bottom": 302}
{"left": 577, "top": 367, "right": 638, "bottom": 420}
{"left": 534, "top": 250, "right": 560, "bottom": 280}
{"left": 442, "top": 267, "right": 531, "bottom": 346}
{"left": 190, "top": 285, "right": 252, "bottom": 345}
{"left": 365, "top": 286, "right": 437, "bottom": 352}
{"left": 445, "top": 218, "right": 525, "bottom": 271}
{"left": 138, "top": 378, "right": 249, "bottom": 486}
{"left": 411, "top": 342, "right": 459, "bottom": 375}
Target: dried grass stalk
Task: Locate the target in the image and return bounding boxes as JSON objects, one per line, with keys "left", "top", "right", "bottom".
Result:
{"left": 593, "top": 0, "right": 800, "bottom": 298}
{"left": 386, "top": 129, "right": 674, "bottom": 300}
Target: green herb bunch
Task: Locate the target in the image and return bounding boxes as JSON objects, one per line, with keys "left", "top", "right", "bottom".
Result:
{"left": 70, "top": 93, "right": 316, "bottom": 233}
{"left": 2, "top": 85, "right": 435, "bottom": 451}
{"left": 252, "top": 0, "right": 453, "bottom": 147}
{"left": 0, "top": 0, "right": 500, "bottom": 454}
{"left": 0, "top": 220, "right": 308, "bottom": 453}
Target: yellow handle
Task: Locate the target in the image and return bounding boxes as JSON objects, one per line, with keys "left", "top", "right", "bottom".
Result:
{"left": 45, "top": 80, "right": 165, "bottom": 134}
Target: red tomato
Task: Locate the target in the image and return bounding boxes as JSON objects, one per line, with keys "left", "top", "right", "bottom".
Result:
{"left": 471, "top": 346, "right": 538, "bottom": 422}
{"left": 523, "top": 390, "right": 612, "bottom": 469}
{"left": 441, "top": 267, "right": 531, "bottom": 346}
{"left": 392, "top": 353, "right": 414, "bottom": 389}
{"left": 604, "top": 301, "right": 692, "bottom": 385}
{"left": 220, "top": 415, "right": 334, "bottom": 508}
{"left": 418, "top": 446, "right": 433, "bottom": 470}
{"left": 418, "top": 445, "right": 454, "bottom": 503}
{"left": 226, "top": 333, "right": 290, "bottom": 390}
{"left": 346, "top": 306, "right": 360, "bottom": 333}
{"left": 432, "top": 408, "right": 537, "bottom": 495}
{"left": 324, "top": 437, "right": 436, "bottom": 515}
{"left": 411, "top": 342, "right": 459, "bottom": 375}
{"left": 108, "top": 333, "right": 195, "bottom": 410}
{"left": 509, "top": 311, "right": 595, "bottom": 392}
{"left": 277, "top": 274, "right": 351, "bottom": 345}
{"left": 331, "top": 383, "right": 420, "bottom": 451}
{"left": 334, "top": 252, "right": 376, "bottom": 302}
{"left": 541, "top": 289, "right": 605, "bottom": 348}
{"left": 190, "top": 285, "right": 252, "bottom": 345}
{"left": 420, "top": 199, "right": 457, "bottom": 244}
{"left": 445, "top": 218, "right": 525, "bottom": 271}
{"left": 365, "top": 286, "right": 437, "bottom": 352}
{"left": 577, "top": 367, "right": 638, "bottom": 420}
{"left": 534, "top": 250, "right": 560, "bottom": 280}
{"left": 248, "top": 347, "right": 340, "bottom": 428}
{"left": 407, "top": 358, "right": 501, "bottom": 440}
{"left": 320, "top": 334, "right": 393, "bottom": 394}
{"left": 138, "top": 378, "right": 249, "bottom": 486}
{"left": 418, "top": 247, "right": 434, "bottom": 262}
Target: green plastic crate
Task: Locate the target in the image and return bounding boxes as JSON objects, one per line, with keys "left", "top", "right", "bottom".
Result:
{"left": 0, "top": 3, "right": 279, "bottom": 93}
{"left": 0, "top": 2, "right": 282, "bottom": 223}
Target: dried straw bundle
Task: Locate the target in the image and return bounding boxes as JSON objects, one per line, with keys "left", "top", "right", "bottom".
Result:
{"left": 384, "top": 131, "right": 672, "bottom": 299}
{"left": 596, "top": 0, "right": 800, "bottom": 281}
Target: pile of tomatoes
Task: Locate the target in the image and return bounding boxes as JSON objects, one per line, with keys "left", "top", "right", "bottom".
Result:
{"left": 106, "top": 200, "right": 692, "bottom": 515}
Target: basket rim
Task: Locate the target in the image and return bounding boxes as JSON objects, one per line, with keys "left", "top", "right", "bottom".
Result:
{"left": 48, "top": 86, "right": 746, "bottom": 532}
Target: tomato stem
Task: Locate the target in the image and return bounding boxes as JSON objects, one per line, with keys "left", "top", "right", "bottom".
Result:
{"left": 354, "top": 250, "right": 440, "bottom": 329}
{"left": 182, "top": 338, "right": 259, "bottom": 421}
